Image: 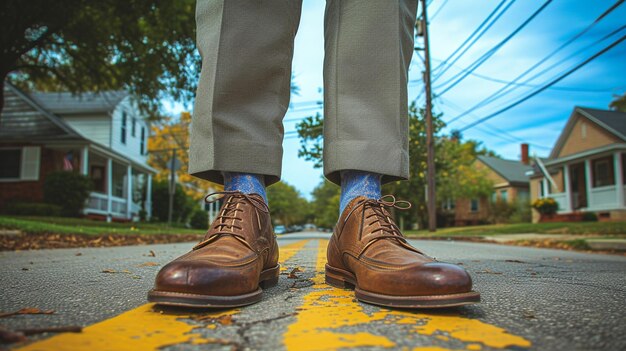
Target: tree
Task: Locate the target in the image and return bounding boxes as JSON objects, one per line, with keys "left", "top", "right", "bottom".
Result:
{"left": 151, "top": 179, "right": 195, "bottom": 223}
{"left": 148, "top": 111, "right": 220, "bottom": 201}
{"left": 609, "top": 93, "right": 626, "bottom": 112}
{"left": 309, "top": 179, "right": 341, "bottom": 229}
{"left": 296, "top": 102, "right": 494, "bottom": 229}
{"left": 266, "top": 181, "right": 308, "bottom": 227}
{"left": 1, "top": 0, "right": 198, "bottom": 116}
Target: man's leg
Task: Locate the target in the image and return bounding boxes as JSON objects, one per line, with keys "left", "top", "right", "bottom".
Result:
{"left": 149, "top": 0, "right": 302, "bottom": 308}
{"left": 323, "top": 0, "right": 480, "bottom": 308}
{"left": 189, "top": 0, "right": 302, "bottom": 187}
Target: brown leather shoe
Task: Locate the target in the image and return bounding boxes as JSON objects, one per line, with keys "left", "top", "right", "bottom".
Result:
{"left": 148, "top": 191, "right": 279, "bottom": 308}
{"left": 326, "top": 195, "right": 480, "bottom": 308}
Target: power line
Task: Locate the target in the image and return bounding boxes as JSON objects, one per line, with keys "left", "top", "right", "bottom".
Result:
{"left": 459, "top": 33, "right": 626, "bottom": 132}
{"left": 431, "top": 0, "right": 512, "bottom": 79}
{"left": 436, "top": 1, "right": 553, "bottom": 96}
{"left": 429, "top": 0, "right": 450, "bottom": 21}
{"left": 447, "top": 0, "right": 625, "bottom": 123}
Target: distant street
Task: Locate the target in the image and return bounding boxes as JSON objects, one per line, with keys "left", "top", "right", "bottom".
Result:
{"left": 1, "top": 233, "right": 625, "bottom": 350}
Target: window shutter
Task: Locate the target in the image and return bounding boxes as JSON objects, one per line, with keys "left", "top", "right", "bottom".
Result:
{"left": 21, "top": 146, "right": 41, "bottom": 180}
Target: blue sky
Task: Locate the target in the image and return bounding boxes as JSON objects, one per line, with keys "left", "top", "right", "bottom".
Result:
{"left": 168, "top": 0, "right": 626, "bottom": 199}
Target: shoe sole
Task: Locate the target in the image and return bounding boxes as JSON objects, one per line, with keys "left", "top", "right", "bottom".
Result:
{"left": 147, "top": 264, "right": 280, "bottom": 308}
{"left": 325, "top": 264, "right": 480, "bottom": 308}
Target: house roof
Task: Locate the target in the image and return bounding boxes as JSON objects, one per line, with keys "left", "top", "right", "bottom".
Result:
{"left": 550, "top": 106, "right": 626, "bottom": 158}
{"left": 477, "top": 155, "right": 533, "bottom": 184}
{"left": 1, "top": 83, "right": 83, "bottom": 141}
{"left": 30, "top": 90, "right": 128, "bottom": 115}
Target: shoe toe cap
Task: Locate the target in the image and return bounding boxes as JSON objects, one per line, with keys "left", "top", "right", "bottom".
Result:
{"left": 153, "top": 260, "right": 258, "bottom": 296}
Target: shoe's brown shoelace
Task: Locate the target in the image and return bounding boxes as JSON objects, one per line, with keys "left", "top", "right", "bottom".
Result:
{"left": 343, "top": 195, "right": 424, "bottom": 257}
{"left": 193, "top": 191, "right": 269, "bottom": 251}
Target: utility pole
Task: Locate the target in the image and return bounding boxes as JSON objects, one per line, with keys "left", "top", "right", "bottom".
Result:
{"left": 418, "top": 0, "right": 437, "bottom": 232}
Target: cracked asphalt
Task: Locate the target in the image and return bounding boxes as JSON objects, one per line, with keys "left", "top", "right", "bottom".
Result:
{"left": 1, "top": 233, "right": 625, "bottom": 350}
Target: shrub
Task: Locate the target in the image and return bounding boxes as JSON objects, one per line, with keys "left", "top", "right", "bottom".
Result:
{"left": 531, "top": 197, "right": 558, "bottom": 215}
{"left": 151, "top": 179, "right": 195, "bottom": 223}
{"left": 43, "top": 171, "right": 92, "bottom": 217}
{"left": 4, "top": 202, "right": 62, "bottom": 216}
{"left": 488, "top": 200, "right": 516, "bottom": 224}
{"left": 581, "top": 212, "right": 598, "bottom": 222}
{"left": 189, "top": 209, "right": 209, "bottom": 229}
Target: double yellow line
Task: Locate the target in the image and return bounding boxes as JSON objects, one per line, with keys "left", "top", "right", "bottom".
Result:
{"left": 16, "top": 239, "right": 531, "bottom": 351}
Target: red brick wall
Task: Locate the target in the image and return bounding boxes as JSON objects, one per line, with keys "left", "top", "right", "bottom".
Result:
{"left": 0, "top": 146, "right": 62, "bottom": 209}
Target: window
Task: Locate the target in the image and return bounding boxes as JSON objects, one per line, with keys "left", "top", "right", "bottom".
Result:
{"left": 581, "top": 122, "right": 587, "bottom": 139}
{"left": 121, "top": 112, "right": 127, "bottom": 144}
{"left": 442, "top": 198, "right": 455, "bottom": 210}
{"left": 500, "top": 190, "right": 508, "bottom": 202}
{"left": 592, "top": 157, "right": 614, "bottom": 187}
{"left": 0, "top": 149, "right": 21, "bottom": 179}
{"left": 140, "top": 127, "right": 145, "bottom": 155}
{"left": 490, "top": 192, "right": 497, "bottom": 203}
{"left": 131, "top": 117, "right": 136, "bottom": 137}
{"left": 470, "top": 199, "right": 479, "bottom": 212}
{"left": 0, "top": 147, "right": 40, "bottom": 181}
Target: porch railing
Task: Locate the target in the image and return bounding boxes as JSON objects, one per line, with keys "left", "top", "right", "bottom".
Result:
{"left": 85, "top": 192, "right": 139, "bottom": 218}
{"left": 545, "top": 185, "right": 624, "bottom": 213}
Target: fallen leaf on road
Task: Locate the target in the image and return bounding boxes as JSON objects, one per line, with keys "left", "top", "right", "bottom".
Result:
{"left": 505, "top": 259, "right": 526, "bottom": 263}
{"left": 217, "top": 315, "right": 233, "bottom": 325}
{"left": 137, "top": 262, "right": 159, "bottom": 267}
{"left": 75, "top": 252, "right": 82, "bottom": 256}
{"left": 0, "top": 308, "right": 55, "bottom": 318}
{"left": 288, "top": 267, "right": 301, "bottom": 279}
{"left": 475, "top": 269, "right": 503, "bottom": 275}
{"left": 148, "top": 250, "right": 156, "bottom": 257}
{"left": 101, "top": 269, "right": 131, "bottom": 274}
{"left": 21, "top": 268, "right": 29, "bottom": 271}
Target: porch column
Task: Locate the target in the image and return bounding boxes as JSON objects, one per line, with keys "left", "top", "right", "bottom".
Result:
{"left": 146, "top": 173, "right": 153, "bottom": 220}
{"left": 542, "top": 178, "right": 550, "bottom": 198}
{"left": 584, "top": 159, "right": 593, "bottom": 209}
{"left": 563, "top": 164, "right": 572, "bottom": 212}
{"left": 126, "top": 164, "right": 133, "bottom": 220}
{"left": 106, "top": 158, "right": 113, "bottom": 222}
{"left": 81, "top": 146, "right": 89, "bottom": 176}
{"left": 615, "top": 152, "right": 624, "bottom": 207}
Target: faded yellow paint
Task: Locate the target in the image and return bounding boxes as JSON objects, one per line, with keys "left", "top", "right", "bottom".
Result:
{"left": 283, "top": 240, "right": 531, "bottom": 351}
{"left": 279, "top": 239, "right": 310, "bottom": 271}
{"left": 16, "top": 239, "right": 311, "bottom": 351}
{"left": 16, "top": 304, "right": 236, "bottom": 351}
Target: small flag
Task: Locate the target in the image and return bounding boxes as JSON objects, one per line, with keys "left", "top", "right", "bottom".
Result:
{"left": 63, "top": 152, "right": 73, "bottom": 171}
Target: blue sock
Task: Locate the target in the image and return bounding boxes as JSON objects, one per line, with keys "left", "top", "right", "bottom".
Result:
{"left": 339, "top": 170, "right": 382, "bottom": 214}
{"left": 222, "top": 172, "right": 267, "bottom": 203}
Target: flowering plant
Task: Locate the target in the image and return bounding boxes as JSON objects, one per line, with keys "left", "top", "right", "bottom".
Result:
{"left": 531, "top": 197, "right": 558, "bottom": 215}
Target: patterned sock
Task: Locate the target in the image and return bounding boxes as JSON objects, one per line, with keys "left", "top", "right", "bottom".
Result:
{"left": 339, "top": 170, "right": 382, "bottom": 214}
{"left": 222, "top": 172, "right": 268, "bottom": 203}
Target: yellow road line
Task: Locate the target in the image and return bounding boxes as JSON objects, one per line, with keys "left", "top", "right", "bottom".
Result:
{"left": 16, "top": 239, "right": 311, "bottom": 351}
{"left": 283, "top": 240, "right": 531, "bottom": 351}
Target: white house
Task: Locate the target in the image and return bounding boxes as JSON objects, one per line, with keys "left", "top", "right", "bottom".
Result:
{"left": 0, "top": 82, "right": 155, "bottom": 221}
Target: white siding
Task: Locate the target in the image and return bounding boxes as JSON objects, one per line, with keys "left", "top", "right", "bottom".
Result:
{"left": 62, "top": 115, "right": 111, "bottom": 146}
{"left": 110, "top": 97, "right": 149, "bottom": 165}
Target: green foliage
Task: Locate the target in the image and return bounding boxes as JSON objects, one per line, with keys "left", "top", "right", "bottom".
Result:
{"left": 43, "top": 171, "right": 92, "bottom": 216}
{"left": 309, "top": 179, "right": 341, "bottom": 229}
{"left": 2, "top": 0, "right": 198, "bottom": 118}
{"left": 189, "top": 209, "right": 208, "bottom": 230}
{"left": 267, "top": 181, "right": 309, "bottom": 227}
{"left": 151, "top": 179, "right": 195, "bottom": 223}
{"left": 3, "top": 202, "right": 62, "bottom": 217}
{"left": 296, "top": 113, "right": 324, "bottom": 169}
{"left": 532, "top": 197, "right": 559, "bottom": 215}
{"left": 609, "top": 92, "right": 626, "bottom": 112}
{"left": 487, "top": 200, "right": 516, "bottom": 224}
{"left": 581, "top": 212, "right": 598, "bottom": 222}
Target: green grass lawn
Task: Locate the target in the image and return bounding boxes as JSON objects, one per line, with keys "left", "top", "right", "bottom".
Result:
{"left": 405, "top": 221, "right": 626, "bottom": 237}
{"left": 0, "top": 216, "right": 203, "bottom": 236}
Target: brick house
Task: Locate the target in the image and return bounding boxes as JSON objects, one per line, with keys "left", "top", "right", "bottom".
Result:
{"left": 453, "top": 146, "right": 533, "bottom": 226}
{"left": 0, "top": 82, "right": 155, "bottom": 221}
{"left": 529, "top": 107, "right": 626, "bottom": 222}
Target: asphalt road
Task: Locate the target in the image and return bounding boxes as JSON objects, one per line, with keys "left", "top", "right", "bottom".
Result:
{"left": 1, "top": 233, "right": 625, "bottom": 351}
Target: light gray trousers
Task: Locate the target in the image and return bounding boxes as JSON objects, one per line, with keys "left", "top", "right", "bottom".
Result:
{"left": 189, "top": 0, "right": 418, "bottom": 186}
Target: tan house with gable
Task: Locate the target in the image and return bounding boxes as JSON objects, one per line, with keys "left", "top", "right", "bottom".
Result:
{"left": 454, "top": 149, "right": 532, "bottom": 226}
{"left": 529, "top": 107, "right": 626, "bottom": 222}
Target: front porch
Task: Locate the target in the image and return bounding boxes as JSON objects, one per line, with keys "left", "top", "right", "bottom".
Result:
{"left": 540, "top": 150, "right": 626, "bottom": 216}
{"left": 49, "top": 144, "right": 153, "bottom": 221}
